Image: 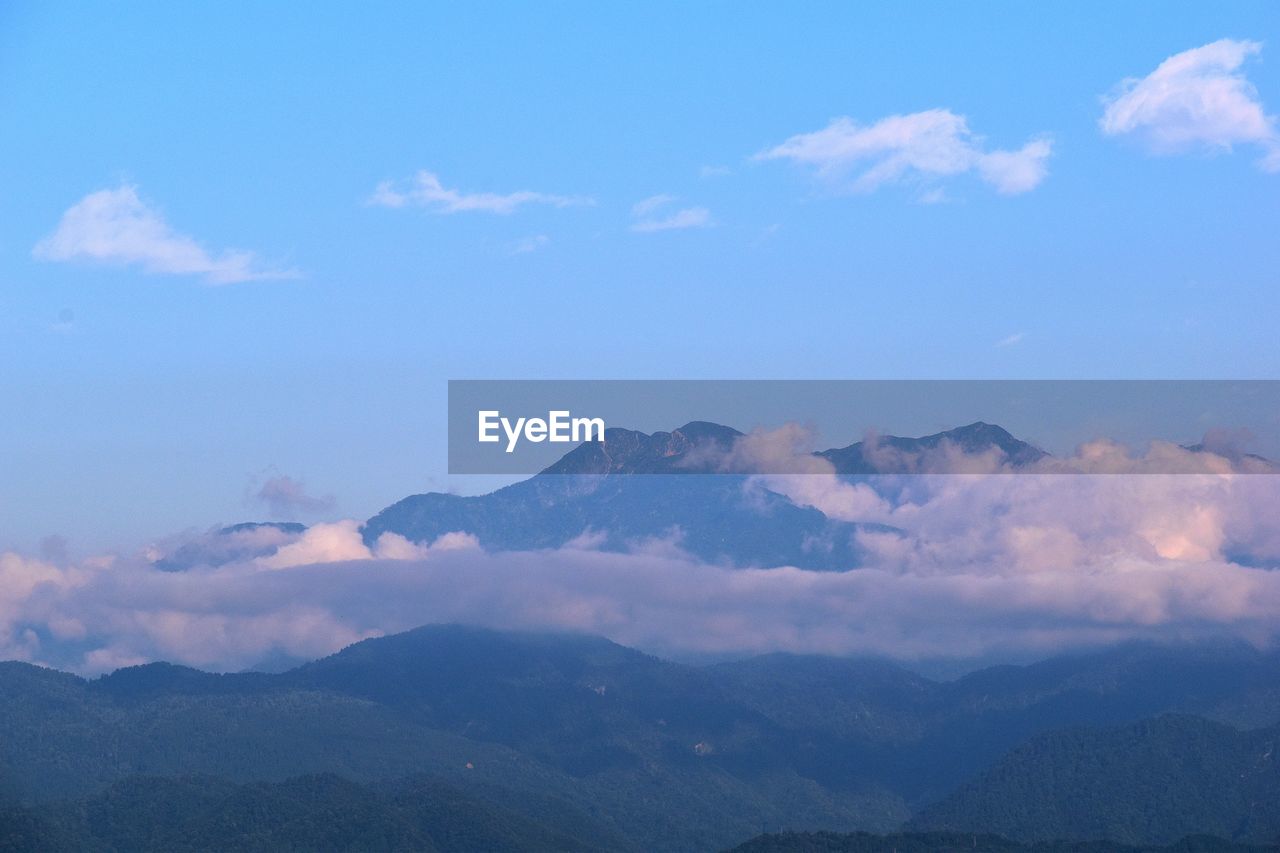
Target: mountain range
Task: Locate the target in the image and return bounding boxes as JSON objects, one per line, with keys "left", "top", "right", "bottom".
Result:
{"left": 360, "top": 421, "right": 1044, "bottom": 569}
{"left": 155, "top": 420, "right": 1265, "bottom": 573}
{"left": 2, "top": 625, "right": 1278, "bottom": 850}
{"left": 38, "top": 423, "right": 1280, "bottom": 849}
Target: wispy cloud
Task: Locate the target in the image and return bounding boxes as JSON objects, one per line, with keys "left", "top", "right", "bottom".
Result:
{"left": 995, "top": 331, "right": 1026, "bottom": 348}
{"left": 631, "top": 194, "right": 678, "bottom": 217}
{"left": 509, "top": 234, "right": 550, "bottom": 254}
{"left": 757, "top": 109, "right": 1052, "bottom": 195}
{"left": 33, "top": 186, "right": 298, "bottom": 284}
{"left": 630, "top": 194, "right": 712, "bottom": 232}
{"left": 369, "top": 170, "right": 593, "bottom": 214}
{"left": 1101, "top": 39, "right": 1279, "bottom": 172}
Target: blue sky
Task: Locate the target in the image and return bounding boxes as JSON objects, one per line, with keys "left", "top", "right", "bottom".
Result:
{"left": 2, "top": 2, "right": 1279, "bottom": 551}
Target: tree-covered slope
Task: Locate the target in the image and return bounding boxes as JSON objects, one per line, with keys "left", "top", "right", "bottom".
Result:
{"left": 911, "top": 715, "right": 1280, "bottom": 845}
{"left": 3, "top": 628, "right": 1280, "bottom": 850}
{"left": 725, "top": 830, "right": 1277, "bottom": 853}
{"left": 0, "top": 773, "right": 603, "bottom": 853}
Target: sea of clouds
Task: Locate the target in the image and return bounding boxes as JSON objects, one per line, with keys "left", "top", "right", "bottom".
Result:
{"left": 3, "top": 431, "right": 1279, "bottom": 675}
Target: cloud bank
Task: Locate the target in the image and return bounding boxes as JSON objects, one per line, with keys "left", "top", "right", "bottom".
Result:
{"left": 1101, "top": 39, "right": 1280, "bottom": 172}
{"left": 3, "top": 434, "right": 1278, "bottom": 675}
{"left": 33, "top": 186, "right": 298, "bottom": 284}
{"left": 757, "top": 109, "right": 1052, "bottom": 196}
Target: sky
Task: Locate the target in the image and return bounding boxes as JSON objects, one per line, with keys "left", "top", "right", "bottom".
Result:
{"left": 2, "top": 2, "right": 1280, "bottom": 553}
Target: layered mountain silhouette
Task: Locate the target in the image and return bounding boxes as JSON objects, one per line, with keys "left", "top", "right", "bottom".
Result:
{"left": 154, "top": 421, "right": 1267, "bottom": 572}
{"left": 361, "top": 421, "right": 1046, "bottom": 569}
{"left": 817, "top": 421, "right": 1046, "bottom": 473}
{"left": 2, "top": 626, "right": 1279, "bottom": 850}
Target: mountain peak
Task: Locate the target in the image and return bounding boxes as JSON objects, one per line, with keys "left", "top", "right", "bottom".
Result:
{"left": 673, "top": 421, "right": 744, "bottom": 443}
{"left": 538, "top": 421, "right": 742, "bottom": 476}
{"left": 818, "top": 422, "right": 1046, "bottom": 473}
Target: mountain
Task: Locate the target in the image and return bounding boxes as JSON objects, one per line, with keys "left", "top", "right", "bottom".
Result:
{"left": 362, "top": 419, "right": 872, "bottom": 569}
{"left": 152, "top": 522, "right": 307, "bottom": 572}
{"left": 362, "top": 469, "right": 869, "bottom": 569}
{"left": 154, "top": 422, "right": 1261, "bottom": 573}
{"left": 361, "top": 421, "right": 1049, "bottom": 570}
{"left": 911, "top": 715, "right": 1280, "bottom": 845}
{"left": 0, "top": 630, "right": 904, "bottom": 851}
{"left": 3, "top": 626, "right": 1280, "bottom": 850}
{"left": 818, "top": 422, "right": 1047, "bottom": 474}
{"left": 538, "top": 421, "right": 743, "bottom": 475}
{"left": 219, "top": 521, "right": 307, "bottom": 536}
{"left": 149, "top": 422, "right": 1274, "bottom": 574}
{"left": 707, "top": 641, "right": 1280, "bottom": 805}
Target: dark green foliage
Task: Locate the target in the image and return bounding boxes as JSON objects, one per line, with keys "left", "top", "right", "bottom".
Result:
{"left": 912, "top": 716, "right": 1280, "bottom": 844}
{"left": 6, "top": 773, "right": 599, "bottom": 852}
{"left": 0, "top": 806, "right": 66, "bottom": 853}
{"left": 3, "top": 628, "right": 1280, "bottom": 850}
{"left": 708, "top": 642, "right": 1280, "bottom": 804}
{"left": 724, "top": 830, "right": 1276, "bottom": 853}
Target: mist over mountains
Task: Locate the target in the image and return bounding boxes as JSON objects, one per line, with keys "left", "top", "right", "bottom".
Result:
{"left": 366, "top": 419, "right": 1264, "bottom": 569}
{"left": 2, "top": 422, "right": 1279, "bottom": 848}
{"left": 129, "top": 419, "right": 1273, "bottom": 576}
{"left": 367, "top": 421, "right": 1021, "bottom": 568}
{"left": 3, "top": 419, "right": 1278, "bottom": 676}
{"left": 2, "top": 625, "right": 1278, "bottom": 850}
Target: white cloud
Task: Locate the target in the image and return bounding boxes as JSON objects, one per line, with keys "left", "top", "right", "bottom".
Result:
{"left": 995, "top": 331, "right": 1026, "bottom": 347}
{"left": 260, "top": 521, "right": 479, "bottom": 569}
{"left": 977, "top": 139, "right": 1054, "bottom": 194}
{"left": 254, "top": 474, "right": 335, "bottom": 518}
{"left": 917, "top": 188, "right": 949, "bottom": 205}
{"left": 3, "top": 434, "right": 1279, "bottom": 674}
{"left": 632, "top": 208, "right": 712, "bottom": 233}
{"left": 369, "top": 170, "right": 593, "bottom": 214}
{"left": 3, "top": 477, "right": 1280, "bottom": 673}
{"left": 757, "top": 109, "right": 1052, "bottom": 195}
{"left": 726, "top": 425, "right": 891, "bottom": 523}
{"left": 631, "top": 194, "right": 678, "bottom": 216}
{"left": 33, "top": 186, "right": 298, "bottom": 284}
{"left": 258, "top": 520, "right": 372, "bottom": 569}
{"left": 373, "top": 530, "right": 481, "bottom": 560}
{"left": 509, "top": 234, "right": 550, "bottom": 254}
{"left": 1100, "top": 39, "right": 1280, "bottom": 171}
{"left": 630, "top": 194, "right": 712, "bottom": 232}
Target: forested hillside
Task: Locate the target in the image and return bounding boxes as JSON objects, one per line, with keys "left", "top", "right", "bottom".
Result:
{"left": 2, "top": 627, "right": 1278, "bottom": 850}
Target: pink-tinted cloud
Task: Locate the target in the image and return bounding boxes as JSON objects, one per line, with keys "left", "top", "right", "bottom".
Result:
{"left": 2, "top": 432, "right": 1277, "bottom": 674}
